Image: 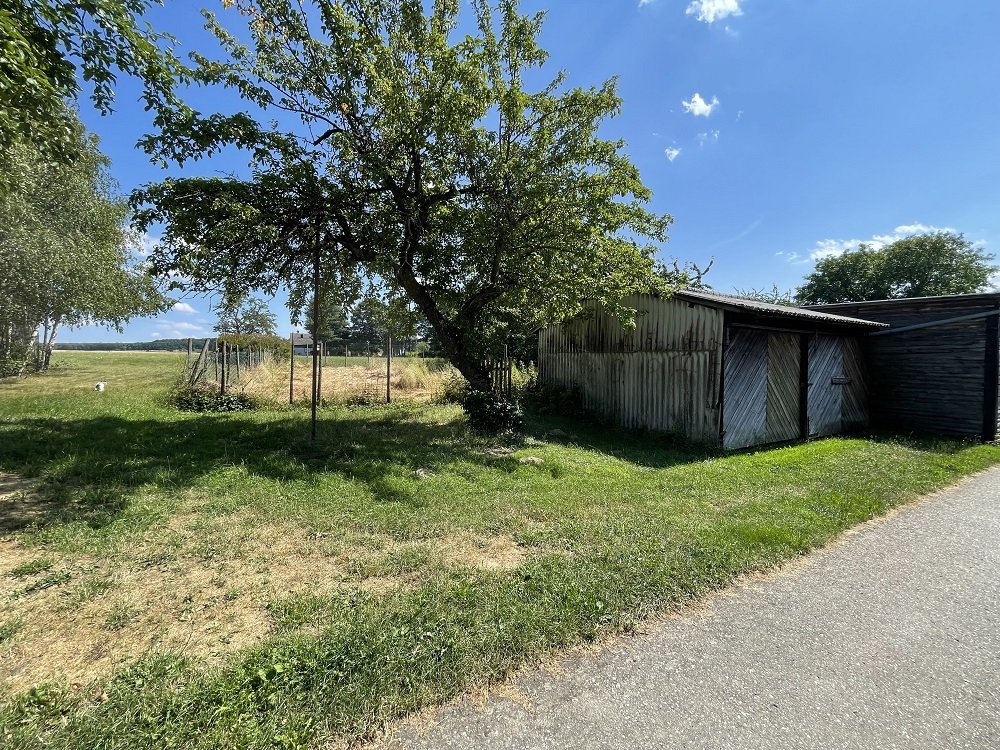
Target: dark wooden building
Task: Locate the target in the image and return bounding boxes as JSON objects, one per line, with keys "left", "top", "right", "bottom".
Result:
{"left": 806, "top": 293, "right": 1000, "bottom": 441}
{"left": 539, "top": 290, "right": 884, "bottom": 450}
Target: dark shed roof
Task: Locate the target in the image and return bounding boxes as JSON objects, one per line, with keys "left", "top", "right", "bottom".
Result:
{"left": 804, "top": 291, "right": 1000, "bottom": 312}
{"left": 675, "top": 289, "right": 887, "bottom": 328}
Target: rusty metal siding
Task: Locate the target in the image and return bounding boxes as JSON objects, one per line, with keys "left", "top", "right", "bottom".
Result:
{"left": 722, "top": 328, "right": 768, "bottom": 450}
{"left": 808, "top": 334, "right": 844, "bottom": 437}
{"left": 538, "top": 294, "right": 724, "bottom": 442}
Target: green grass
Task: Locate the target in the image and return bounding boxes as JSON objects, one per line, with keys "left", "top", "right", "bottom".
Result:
{"left": 1, "top": 351, "right": 998, "bottom": 749}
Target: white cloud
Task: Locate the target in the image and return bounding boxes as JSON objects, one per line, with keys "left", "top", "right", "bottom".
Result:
{"left": 664, "top": 147, "right": 682, "bottom": 162}
{"left": 150, "top": 331, "right": 161, "bottom": 339}
{"left": 681, "top": 93, "right": 720, "bottom": 117}
{"left": 783, "top": 223, "right": 956, "bottom": 265}
{"left": 686, "top": 0, "right": 743, "bottom": 24}
{"left": 172, "top": 302, "right": 197, "bottom": 314}
{"left": 130, "top": 231, "right": 159, "bottom": 258}
{"left": 697, "top": 130, "right": 720, "bottom": 147}
{"left": 169, "top": 321, "right": 206, "bottom": 333}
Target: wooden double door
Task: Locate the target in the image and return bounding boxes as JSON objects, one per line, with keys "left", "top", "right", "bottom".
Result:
{"left": 723, "top": 328, "right": 853, "bottom": 450}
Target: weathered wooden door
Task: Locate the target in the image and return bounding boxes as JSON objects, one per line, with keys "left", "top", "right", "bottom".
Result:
{"left": 723, "top": 328, "right": 768, "bottom": 450}
{"left": 766, "top": 333, "right": 802, "bottom": 444}
{"left": 808, "top": 334, "right": 844, "bottom": 437}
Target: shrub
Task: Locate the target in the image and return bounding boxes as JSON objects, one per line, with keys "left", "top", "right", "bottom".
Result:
{"left": 522, "top": 379, "right": 584, "bottom": 417}
{"left": 170, "top": 385, "right": 256, "bottom": 413}
{"left": 434, "top": 372, "right": 468, "bottom": 405}
{"left": 462, "top": 389, "right": 524, "bottom": 433}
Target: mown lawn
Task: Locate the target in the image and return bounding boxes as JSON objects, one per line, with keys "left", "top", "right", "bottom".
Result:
{"left": 1, "top": 351, "right": 997, "bottom": 749}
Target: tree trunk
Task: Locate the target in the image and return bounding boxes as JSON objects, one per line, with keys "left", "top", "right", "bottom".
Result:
{"left": 392, "top": 265, "right": 495, "bottom": 394}
{"left": 41, "top": 318, "right": 59, "bottom": 371}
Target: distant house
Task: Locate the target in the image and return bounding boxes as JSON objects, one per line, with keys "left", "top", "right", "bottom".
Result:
{"left": 805, "top": 293, "right": 1000, "bottom": 441}
{"left": 290, "top": 333, "right": 317, "bottom": 356}
{"left": 538, "top": 290, "right": 884, "bottom": 450}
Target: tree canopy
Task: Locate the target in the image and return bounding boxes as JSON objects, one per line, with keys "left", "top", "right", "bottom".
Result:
{"left": 213, "top": 296, "right": 278, "bottom": 336}
{"left": 0, "top": 113, "right": 169, "bottom": 374}
{"left": 0, "top": 0, "right": 185, "bottom": 173}
{"left": 797, "top": 232, "right": 997, "bottom": 305}
{"left": 132, "top": 0, "right": 671, "bottom": 391}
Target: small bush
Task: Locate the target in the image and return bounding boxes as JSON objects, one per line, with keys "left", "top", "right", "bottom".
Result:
{"left": 435, "top": 372, "right": 468, "bottom": 405}
{"left": 170, "top": 385, "right": 256, "bottom": 413}
{"left": 462, "top": 389, "right": 524, "bottom": 433}
{"left": 522, "top": 379, "right": 584, "bottom": 417}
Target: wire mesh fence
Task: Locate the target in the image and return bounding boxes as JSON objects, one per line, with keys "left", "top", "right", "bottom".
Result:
{"left": 182, "top": 338, "right": 476, "bottom": 405}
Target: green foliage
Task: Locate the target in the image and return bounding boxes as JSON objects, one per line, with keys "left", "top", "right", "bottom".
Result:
{"left": 434, "top": 372, "right": 468, "bottom": 405}
{"left": 0, "top": 113, "right": 169, "bottom": 374}
{"left": 132, "top": 0, "right": 671, "bottom": 392}
{"left": 169, "top": 385, "right": 257, "bottom": 413}
{"left": 216, "top": 333, "right": 291, "bottom": 359}
{"left": 0, "top": 0, "right": 184, "bottom": 177}
{"left": 214, "top": 297, "right": 278, "bottom": 336}
{"left": 732, "top": 285, "right": 798, "bottom": 306}
{"left": 653, "top": 258, "right": 714, "bottom": 291}
{"left": 797, "top": 231, "right": 997, "bottom": 304}
{"left": 522, "top": 380, "right": 584, "bottom": 417}
{"left": 461, "top": 388, "right": 524, "bottom": 433}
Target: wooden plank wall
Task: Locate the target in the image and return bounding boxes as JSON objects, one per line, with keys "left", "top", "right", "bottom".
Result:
{"left": 766, "top": 333, "right": 802, "bottom": 444}
{"left": 811, "top": 298, "right": 996, "bottom": 439}
{"left": 538, "top": 294, "right": 724, "bottom": 443}
{"left": 807, "top": 334, "right": 844, "bottom": 437}
{"left": 722, "top": 328, "right": 768, "bottom": 450}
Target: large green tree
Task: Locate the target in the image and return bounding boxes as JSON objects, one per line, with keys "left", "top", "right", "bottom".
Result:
{"left": 0, "top": 115, "right": 169, "bottom": 374}
{"left": 132, "top": 0, "right": 671, "bottom": 392}
{"left": 797, "top": 231, "right": 996, "bottom": 304}
{"left": 213, "top": 295, "right": 278, "bottom": 335}
{"left": 0, "top": 0, "right": 184, "bottom": 175}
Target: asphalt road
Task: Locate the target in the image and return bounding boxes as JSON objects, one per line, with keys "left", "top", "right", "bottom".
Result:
{"left": 385, "top": 469, "right": 1000, "bottom": 750}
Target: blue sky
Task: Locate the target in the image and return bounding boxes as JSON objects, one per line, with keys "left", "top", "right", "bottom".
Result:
{"left": 66, "top": 0, "right": 1000, "bottom": 342}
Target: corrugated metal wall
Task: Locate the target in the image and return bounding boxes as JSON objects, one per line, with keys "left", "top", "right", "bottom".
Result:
{"left": 538, "top": 294, "right": 724, "bottom": 442}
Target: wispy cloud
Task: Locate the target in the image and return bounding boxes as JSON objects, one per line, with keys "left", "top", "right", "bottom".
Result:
{"left": 708, "top": 217, "right": 763, "bottom": 250}
{"left": 686, "top": 0, "right": 743, "bottom": 24}
{"left": 168, "top": 321, "right": 207, "bottom": 333}
{"left": 130, "top": 231, "right": 159, "bottom": 258}
{"left": 696, "top": 130, "right": 720, "bottom": 147}
{"left": 664, "top": 147, "right": 682, "bottom": 162}
{"left": 780, "top": 223, "right": 957, "bottom": 265}
{"left": 172, "top": 302, "right": 197, "bottom": 314}
{"left": 150, "top": 331, "right": 161, "bottom": 339}
{"left": 682, "top": 93, "right": 720, "bottom": 117}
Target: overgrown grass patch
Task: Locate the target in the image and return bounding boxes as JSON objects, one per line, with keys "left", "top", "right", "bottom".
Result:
{"left": 0, "top": 352, "right": 998, "bottom": 748}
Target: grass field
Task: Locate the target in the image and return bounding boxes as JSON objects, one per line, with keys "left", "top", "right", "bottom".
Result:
{"left": 1, "top": 351, "right": 998, "bottom": 749}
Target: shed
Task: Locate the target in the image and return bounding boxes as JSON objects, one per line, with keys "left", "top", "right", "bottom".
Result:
{"left": 538, "top": 290, "right": 885, "bottom": 450}
{"left": 805, "top": 293, "right": 1000, "bottom": 441}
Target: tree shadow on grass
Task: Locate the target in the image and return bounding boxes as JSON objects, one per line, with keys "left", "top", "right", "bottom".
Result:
{"left": 0, "top": 409, "right": 483, "bottom": 532}
{"left": 523, "top": 413, "right": 719, "bottom": 468}
{"left": 0, "top": 406, "right": 718, "bottom": 534}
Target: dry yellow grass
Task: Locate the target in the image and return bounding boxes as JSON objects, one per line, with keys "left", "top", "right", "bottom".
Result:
{"left": 1, "top": 483, "right": 528, "bottom": 693}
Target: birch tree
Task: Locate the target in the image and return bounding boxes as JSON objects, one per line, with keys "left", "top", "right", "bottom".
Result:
{"left": 0, "top": 118, "right": 169, "bottom": 374}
